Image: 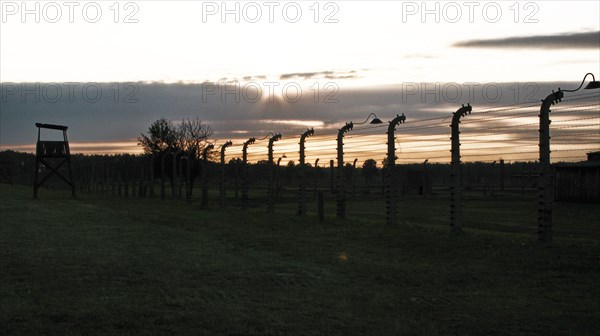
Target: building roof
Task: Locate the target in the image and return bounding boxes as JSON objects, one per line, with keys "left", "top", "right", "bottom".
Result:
{"left": 554, "top": 161, "right": 600, "bottom": 168}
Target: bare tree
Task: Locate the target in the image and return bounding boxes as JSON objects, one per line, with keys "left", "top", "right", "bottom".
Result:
{"left": 139, "top": 117, "right": 214, "bottom": 157}
{"left": 174, "top": 118, "right": 214, "bottom": 158}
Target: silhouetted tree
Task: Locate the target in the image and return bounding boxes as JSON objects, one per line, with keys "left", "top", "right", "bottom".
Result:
{"left": 174, "top": 118, "right": 214, "bottom": 159}
{"left": 361, "top": 159, "right": 378, "bottom": 182}
{"left": 138, "top": 117, "right": 213, "bottom": 159}
{"left": 139, "top": 118, "right": 213, "bottom": 190}
{"left": 381, "top": 157, "right": 389, "bottom": 168}
{"left": 138, "top": 117, "right": 177, "bottom": 156}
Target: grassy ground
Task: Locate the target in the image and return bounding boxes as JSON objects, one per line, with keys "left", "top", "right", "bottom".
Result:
{"left": 1, "top": 185, "right": 599, "bottom": 335}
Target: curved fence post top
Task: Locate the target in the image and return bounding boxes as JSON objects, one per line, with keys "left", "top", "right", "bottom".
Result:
{"left": 451, "top": 104, "right": 472, "bottom": 125}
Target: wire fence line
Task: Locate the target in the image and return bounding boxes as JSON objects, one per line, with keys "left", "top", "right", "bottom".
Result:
{"left": 216, "top": 95, "right": 599, "bottom": 166}
{"left": 1, "top": 92, "right": 598, "bottom": 241}
{"left": 6, "top": 95, "right": 594, "bottom": 172}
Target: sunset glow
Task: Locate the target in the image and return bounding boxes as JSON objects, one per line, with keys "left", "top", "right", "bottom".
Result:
{"left": 0, "top": 1, "right": 598, "bottom": 163}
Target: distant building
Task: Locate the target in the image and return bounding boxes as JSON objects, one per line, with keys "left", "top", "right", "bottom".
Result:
{"left": 587, "top": 151, "right": 600, "bottom": 162}
{"left": 554, "top": 151, "right": 600, "bottom": 203}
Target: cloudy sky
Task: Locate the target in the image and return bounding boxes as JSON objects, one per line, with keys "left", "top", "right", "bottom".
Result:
{"left": 2, "top": 1, "right": 599, "bottom": 83}
{"left": 1, "top": 1, "right": 599, "bottom": 163}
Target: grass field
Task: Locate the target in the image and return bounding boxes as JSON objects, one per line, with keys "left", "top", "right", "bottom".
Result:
{"left": 1, "top": 185, "right": 599, "bottom": 335}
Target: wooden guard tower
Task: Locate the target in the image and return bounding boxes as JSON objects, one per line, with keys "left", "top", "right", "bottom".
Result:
{"left": 33, "top": 123, "right": 75, "bottom": 197}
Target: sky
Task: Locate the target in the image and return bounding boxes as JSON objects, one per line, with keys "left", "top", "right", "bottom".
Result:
{"left": 1, "top": 0, "right": 599, "bottom": 164}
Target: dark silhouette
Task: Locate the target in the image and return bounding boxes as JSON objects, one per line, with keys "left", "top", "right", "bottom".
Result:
{"left": 361, "top": 159, "right": 378, "bottom": 183}
{"left": 139, "top": 118, "right": 214, "bottom": 195}
{"left": 33, "top": 123, "right": 75, "bottom": 198}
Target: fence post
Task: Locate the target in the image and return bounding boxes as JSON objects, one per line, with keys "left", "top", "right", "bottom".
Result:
{"left": 520, "top": 164, "right": 526, "bottom": 196}
{"left": 538, "top": 90, "right": 563, "bottom": 242}
{"left": 111, "top": 162, "right": 116, "bottom": 196}
{"left": 318, "top": 191, "right": 324, "bottom": 222}
{"left": 381, "top": 167, "right": 385, "bottom": 196}
{"left": 179, "top": 155, "right": 184, "bottom": 199}
{"left": 160, "top": 152, "right": 166, "bottom": 200}
{"left": 314, "top": 158, "right": 320, "bottom": 197}
{"left": 267, "top": 133, "right": 282, "bottom": 213}
{"left": 490, "top": 161, "right": 496, "bottom": 197}
{"left": 499, "top": 159, "right": 505, "bottom": 192}
{"left": 276, "top": 156, "right": 284, "bottom": 197}
{"left": 149, "top": 155, "right": 155, "bottom": 198}
{"left": 89, "top": 164, "right": 95, "bottom": 194}
{"left": 421, "top": 159, "right": 429, "bottom": 196}
{"left": 298, "top": 128, "right": 314, "bottom": 216}
{"left": 234, "top": 162, "right": 239, "bottom": 199}
{"left": 352, "top": 158, "right": 358, "bottom": 197}
{"left": 242, "top": 138, "right": 256, "bottom": 210}
{"left": 336, "top": 122, "right": 353, "bottom": 219}
{"left": 180, "top": 155, "right": 191, "bottom": 203}
{"left": 386, "top": 114, "right": 406, "bottom": 226}
{"left": 201, "top": 144, "right": 215, "bottom": 208}
{"left": 450, "top": 104, "right": 472, "bottom": 231}
{"left": 329, "top": 160, "right": 334, "bottom": 192}
{"left": 220, "top": 141, "right": 232, "bottom": 207}
{"left": 172, "top": 150, "right": 180, "bottom": 199}
{"left": 138, "top": 164, "right": 144, "bottom": 198}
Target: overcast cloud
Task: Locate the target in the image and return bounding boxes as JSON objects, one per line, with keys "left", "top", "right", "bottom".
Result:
{"left": 453, "top": 31, "right": 600, "bottom": 49}
{"left": 1, "top": 81, "right": 596, "bottom": 150}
